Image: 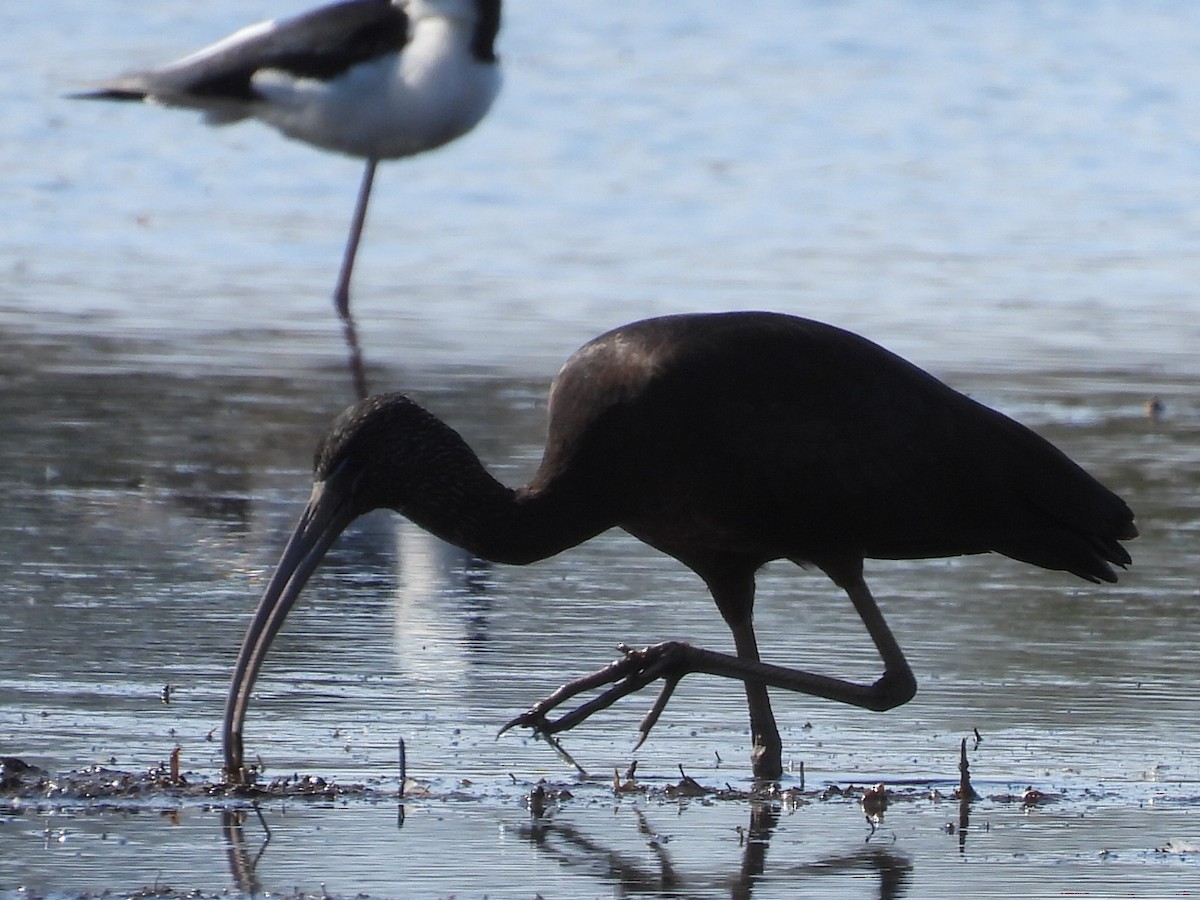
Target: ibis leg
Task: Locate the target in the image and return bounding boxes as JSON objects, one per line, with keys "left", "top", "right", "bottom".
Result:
{"left": 729, "top": 620, "right": 783, "bottom": 780}
{"left": 501, "top": 572, "right": 916, "bottom": 775}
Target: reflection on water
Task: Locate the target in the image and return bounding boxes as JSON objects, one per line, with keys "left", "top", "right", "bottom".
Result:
{"left": 221, "top": 809, "right": 268, "bottom": 897}
{"left": 221, "top": 791, "right": 913, "bottom": 899}
{"left": 518, "top": 802, "right": 912, "bottom": 900}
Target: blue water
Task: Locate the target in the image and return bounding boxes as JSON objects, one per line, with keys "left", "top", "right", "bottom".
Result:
{"left": 7, "top": 0, "right": 1200, "bottom": 375}
{"left": 2, "top": 1, "right": 1198, "bottom": 897}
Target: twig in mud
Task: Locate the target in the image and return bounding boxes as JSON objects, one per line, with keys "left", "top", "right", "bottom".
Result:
{"left": 671, "top": 764, "right": 709, "bottom": 797}
{"left": 398, "top": 738, "right": 406, "bottom": 800}
{"left": 958, "top": 738, "right": 978, "bottom": 801}
{"left": 614, "top": 765, "right": 644, "bottom": 794}
{"left": 956, "top": 737, "right": 977, "bottom": 850}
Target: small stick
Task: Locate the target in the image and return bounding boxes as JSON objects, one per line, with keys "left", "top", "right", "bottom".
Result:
{"left": 958, "top": 738, "right": 977, "bottom": 801}
{"left": 675, "top": 764, "right": 705, "bottom": 793}
{"left": 957, "top": 737, "right": 974, "bottom": 849}
{"left": 398, "top": 738, "right": 406, "bottom": 799}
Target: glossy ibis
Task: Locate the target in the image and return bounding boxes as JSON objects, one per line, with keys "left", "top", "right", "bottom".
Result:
{"left": 73, "top": 0, "right": 501, "bottom": 330}
{"left": 223, "top": 311, "right": 1136, "bottom": 782}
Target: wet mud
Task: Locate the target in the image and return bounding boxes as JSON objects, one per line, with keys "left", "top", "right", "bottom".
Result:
{"left": 6, "top": 743, "right": 1198, "bottom": 899}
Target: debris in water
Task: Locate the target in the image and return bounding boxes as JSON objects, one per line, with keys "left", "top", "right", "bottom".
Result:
{"left": 1, "top": 756, "right": 45, "bottom": 791}
{"left": 861, "top": 782, "right": 888, "bottom": 833}
{"left": 955, "top": 738, "right": 978, "bottom": 801}
{"left": 528, "top": 783, "right": 546, "bottom": 818}
{"left": 613, "top": 765, "right": 644, "bottom": 795}
{"left": 664, "top": 765, "right": 710, "bottom": 799}
{"left": 1022, "top": 786, "right": 1046, "bottom": 806}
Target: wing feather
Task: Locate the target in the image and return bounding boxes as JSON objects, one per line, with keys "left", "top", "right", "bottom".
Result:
{"left": 75, "top": 0, "right": 407, "bottom": 107}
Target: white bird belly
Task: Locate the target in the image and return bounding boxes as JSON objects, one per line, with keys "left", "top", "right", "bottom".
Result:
{"left": 252, "top": 21, "right": 500, "bottom": 160}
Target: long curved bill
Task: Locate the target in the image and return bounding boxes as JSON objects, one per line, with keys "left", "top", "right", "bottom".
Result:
{"left": 222, "top": 466, "right": 357, "bottom": 784}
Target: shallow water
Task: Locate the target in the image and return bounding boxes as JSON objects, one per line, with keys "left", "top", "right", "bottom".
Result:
{"left": 3, "top": 0, "right": 1200, "bottom": 897}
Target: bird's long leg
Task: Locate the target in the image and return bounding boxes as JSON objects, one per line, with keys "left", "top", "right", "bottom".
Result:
{"left": 334, "top": 158, "right": 378, "bottom": 319}
{"left": 501, "top": 573, "right": 916, "bottom": 768}
{"left": 728, "top": 620, "right": 783, "bottom": 780}
{"left": 334, "top": 158, "right": 378, "bottom": 400}
{"left": 838, "top": 572, "right": 916, "bottom": 703}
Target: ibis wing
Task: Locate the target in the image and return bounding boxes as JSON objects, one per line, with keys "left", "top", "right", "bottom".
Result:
{"left": 550, "top": 311, "right": 1133, "bottom": 580}
{"left": 701, "top": 380, "right": 978, "bottom": 560}
{"left": 698, "top": 374, "right": 1132, "bottom": 579}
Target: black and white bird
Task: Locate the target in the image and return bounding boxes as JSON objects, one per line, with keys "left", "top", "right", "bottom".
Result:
{"left": 74, "top": 0, "right": 502, "bottom": 327}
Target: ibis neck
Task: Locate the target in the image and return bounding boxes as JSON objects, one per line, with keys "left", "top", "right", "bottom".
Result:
{"left": 395, "top": 445, "right": 611, "bottom": 567}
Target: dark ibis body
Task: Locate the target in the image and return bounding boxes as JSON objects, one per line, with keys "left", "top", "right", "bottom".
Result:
{"left": 72, "top": 0, "right": 502, "bottom": 350}
{"left": 223, "top": 311, "right": 1136, "bottom": 782}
